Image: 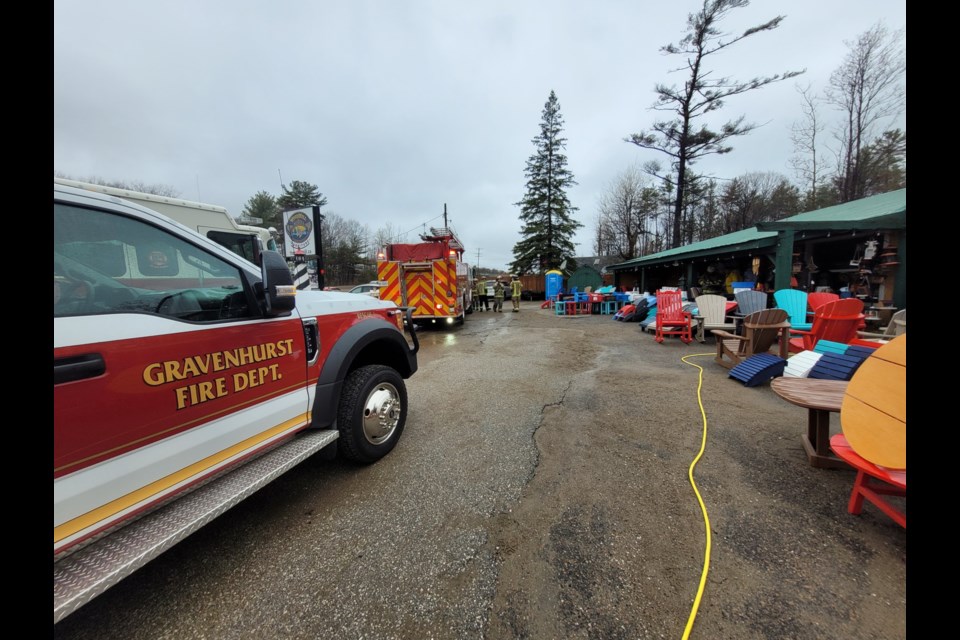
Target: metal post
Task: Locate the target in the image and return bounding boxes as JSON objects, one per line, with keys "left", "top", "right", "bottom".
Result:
{"left": 312, "top": 205, "right": 325, "bottom": 290}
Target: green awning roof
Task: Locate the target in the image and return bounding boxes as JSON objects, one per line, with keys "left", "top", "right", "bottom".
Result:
{"left": 608, "top": 227, "right": 778, "bottom": 270}
{"left": 608, "top": 189, "right": 906, "bottom": 271}
{"left": 756, "top": 188, "right": 905, "bottom": 231}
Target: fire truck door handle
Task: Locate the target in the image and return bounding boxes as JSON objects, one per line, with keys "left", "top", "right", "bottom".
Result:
{"left": 54, "top": 353, "right": 106, "bottom": 385}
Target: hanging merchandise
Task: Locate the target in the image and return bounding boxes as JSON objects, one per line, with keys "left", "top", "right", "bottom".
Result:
{"left": 850, "top": 244, "right": 863, "bottom": 267}
{"left": 878, "top": 246, "right": 899, "bottom": 267}
{"left": 863, "top": 240, "right": 878, "bottom": 261}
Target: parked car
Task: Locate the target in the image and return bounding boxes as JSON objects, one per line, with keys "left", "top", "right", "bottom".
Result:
{"left": 349, "top": 282, "right": 381, "bottom": 298}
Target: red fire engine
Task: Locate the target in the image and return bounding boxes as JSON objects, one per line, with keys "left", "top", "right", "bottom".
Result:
{"left": 377, "top": 226, "right": 473, "bottom": 327}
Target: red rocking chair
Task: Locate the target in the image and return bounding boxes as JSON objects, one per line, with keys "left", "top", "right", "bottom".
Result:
{"left": 654, "top": 290, "right": 693, "bottom": 344}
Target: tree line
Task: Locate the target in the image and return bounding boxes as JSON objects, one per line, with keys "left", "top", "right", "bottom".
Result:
{"left": 519, "top": 1, "right": 903, "bottom": 269}
{"left": 596, "top": 2, "right": 904, "bottom": 263}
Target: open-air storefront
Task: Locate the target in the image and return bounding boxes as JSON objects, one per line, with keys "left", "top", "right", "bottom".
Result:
{"left": 608, "top": 190, "right": 906, "bottom": 310}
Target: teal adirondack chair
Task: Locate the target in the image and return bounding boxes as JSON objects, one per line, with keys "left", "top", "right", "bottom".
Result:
{"left": 774, "top": 289, "right": 812, "bottom": 332}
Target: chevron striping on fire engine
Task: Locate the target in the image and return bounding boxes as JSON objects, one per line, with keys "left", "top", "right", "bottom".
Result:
{"left": 376, "top": 222, "right": 471, "bottom": 327}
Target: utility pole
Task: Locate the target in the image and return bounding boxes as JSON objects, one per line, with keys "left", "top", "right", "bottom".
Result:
{"left": 312, "top": 204, "right": 325, "bottom": 290}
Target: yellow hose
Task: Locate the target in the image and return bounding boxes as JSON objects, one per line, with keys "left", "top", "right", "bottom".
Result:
{"left": 679, "top": 352, "right": 716, "bottom": 640}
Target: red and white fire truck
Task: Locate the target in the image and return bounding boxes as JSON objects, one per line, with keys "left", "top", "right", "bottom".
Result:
{"left": 376, "top": 226, "right": 473, "bottom": 327}
{"left": 53, "top": 182, "right": 419, "bottom": 623}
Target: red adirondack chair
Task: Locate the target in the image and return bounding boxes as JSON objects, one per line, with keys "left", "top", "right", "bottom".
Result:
{"left": 654, "top": 289, "right": 693, "bottom": 344}
{"left": 788, "top": 298, "right": 865, "bottom": 353}
{"left": 805, "top": 291, "right": 865, "bottom": 329}
{"left": 807, "top": 291, "right": 840, "bottom": 314}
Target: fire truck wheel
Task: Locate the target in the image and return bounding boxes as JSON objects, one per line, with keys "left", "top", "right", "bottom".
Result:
{"left": 337, "top": 364, "right": 407, "bottom": 463}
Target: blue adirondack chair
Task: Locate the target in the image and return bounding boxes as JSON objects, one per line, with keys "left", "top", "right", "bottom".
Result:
{"left": 774, "top": 289, "right": 812, "bottom": 332}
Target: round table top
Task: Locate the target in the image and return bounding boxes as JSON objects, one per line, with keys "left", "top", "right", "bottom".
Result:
{"left": 840, "top": 334, "right": 906, "bottom": 469}
{"left": 770, "top": 378, "right": 847, "bottom": 412}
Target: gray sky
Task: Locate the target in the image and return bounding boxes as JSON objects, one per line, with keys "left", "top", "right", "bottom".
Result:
{"left": 54, "top": 0, "right": 906, "bottom": 272}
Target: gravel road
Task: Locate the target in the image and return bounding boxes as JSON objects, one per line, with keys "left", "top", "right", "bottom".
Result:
{"left": 54, "top": 301, "right": 907, "bottom": 640}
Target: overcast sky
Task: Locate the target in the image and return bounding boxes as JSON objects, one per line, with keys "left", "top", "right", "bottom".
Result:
{"left": 54, "top": 0, "right": 906, "bottom": 272}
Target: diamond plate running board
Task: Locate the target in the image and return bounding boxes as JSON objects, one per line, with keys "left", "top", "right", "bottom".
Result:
{"left": 54, "top": 429, "right": 339, "bottom": 624}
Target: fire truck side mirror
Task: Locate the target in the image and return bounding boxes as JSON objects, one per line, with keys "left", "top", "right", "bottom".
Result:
{"left": 259, "top": 250, "right": 297, "bottom": 317}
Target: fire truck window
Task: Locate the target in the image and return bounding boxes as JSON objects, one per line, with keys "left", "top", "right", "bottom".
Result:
{"left": 54, "top": 202, "right": 254, "bottom": 321}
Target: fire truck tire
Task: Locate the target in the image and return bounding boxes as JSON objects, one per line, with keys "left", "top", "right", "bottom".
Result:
{"left": 336, "top": 364, "right": 407, "bottom": 463}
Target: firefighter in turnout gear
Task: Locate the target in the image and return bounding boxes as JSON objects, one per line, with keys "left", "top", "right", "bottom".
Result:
{"left": 493, "top": 278, "right": 505, "bottom": 312}
{"left": 476, "top": 277, "right": 488, "bottom": 311}
{"left": 510, "top": 274, "right": 522, "bottom": 312}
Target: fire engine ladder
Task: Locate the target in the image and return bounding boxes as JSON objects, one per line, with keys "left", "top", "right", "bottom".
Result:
{"left": 423, "top": 227, "right": 463, "bottom": 250}
{"left": 53, "top": 429, "right": 339, "bottom": 624}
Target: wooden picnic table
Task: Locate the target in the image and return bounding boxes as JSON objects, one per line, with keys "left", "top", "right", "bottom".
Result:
{"left": 770, "top": 377, "right": 849, "bottom": 469}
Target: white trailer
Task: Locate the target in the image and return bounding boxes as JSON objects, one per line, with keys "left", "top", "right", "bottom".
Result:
{"left": 54, "top": 178, "right": 277, "bottom": 264}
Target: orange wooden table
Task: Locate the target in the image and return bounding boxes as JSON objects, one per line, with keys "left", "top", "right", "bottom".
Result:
{"left": 770, "top": 377, "right": 849, "bottom": 469}
{"left": 838, "top": 335, "right": 906, "bottom": 469}
{"left": 832, "top": 334, "right": 906, "bottom": 527}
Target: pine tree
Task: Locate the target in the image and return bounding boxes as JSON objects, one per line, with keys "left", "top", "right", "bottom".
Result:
{"left": 511, "top": 91, "right": 582, "bottom": 275}
{"left": 277, "top": 180, "right": 328, "bottom": 211}
{"left": 242, "top": 190, "right": 281, "bottom": 229}
{"left": 626, "top": 0, "right": 803, "bottom": 249}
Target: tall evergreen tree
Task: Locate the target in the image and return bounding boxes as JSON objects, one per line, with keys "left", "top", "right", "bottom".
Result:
{"left": 511, "top": 91, "right": 582, "bottom": 275}
{"left": 858, "top": 129, "right": 906, "bottom": 196}
{"left": 626, "top": 0, "right": 803, "bottom": 249}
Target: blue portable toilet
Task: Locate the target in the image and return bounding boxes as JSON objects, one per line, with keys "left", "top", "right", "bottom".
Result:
{"left": 545, "top": 270, "right": 564, "bottom": 300}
